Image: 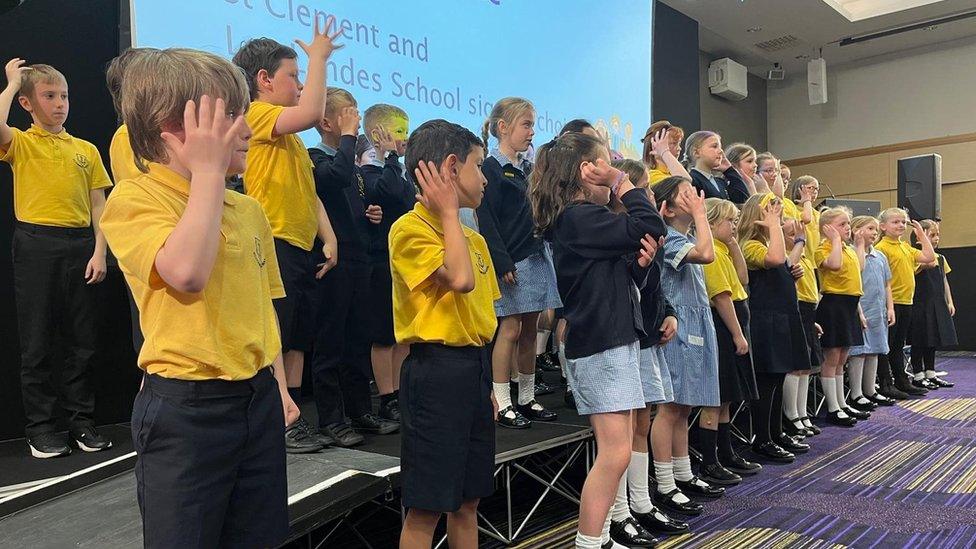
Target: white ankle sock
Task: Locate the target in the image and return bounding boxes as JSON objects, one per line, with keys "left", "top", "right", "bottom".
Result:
{"left": 835, "top": 371, "right": 848, "bottom": 407}
{"left": 863, "top": 355, "right": 879, "bottom": 397}
{"left": 493, "top": 382, "right": 513, "bottom": 413}
{"left": 925, "top": 370, "right": 937, "bottom": 379}
{"left": 673, "top": 455, "right": 693, "bottom": 482}
{"left": 518, "top": 373, "right": 535, "bottom": 406}
{"left": 783, "top": 375, "right": 800, "bottom": 419}
{"left": 536, "top": 330, "right": 551, "bottom": 355}
{"left": 627, "top": 451, "right": 653, "bottom": 514}
{"left": 848, "top": 356, "right": 865, "bottom": 400}
{"left": 821, "top": 376, "right": 840, "bottom": 412}
{"left": 575, "top": 531, "right": 603, "bottom": 549}
{"left": 611, "top": 474, "right": 631, "bottom": 522}
{"left": 914, "top": 372, "right": 925, "bottom": 381}
{"left": 798, "top": 374, "right": 811, "bottom": 423}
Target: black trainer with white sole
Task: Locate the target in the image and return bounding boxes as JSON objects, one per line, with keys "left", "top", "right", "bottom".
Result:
{"left": 28, "top": 432, "right": 71, "bottom": 459}
{"left": 69, "top": 427, "right": 113, "bottom": 452}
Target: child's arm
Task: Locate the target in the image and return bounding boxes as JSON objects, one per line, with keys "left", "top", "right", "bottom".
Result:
{"left": 727, "top": 237, "right": 749, "bottom": 287}
{"left": 85, "top": 189, "right": 108, "bottom": 284}
{"left": 0, "top": 58, "right": 29, "bottom": 148}
{"left": 474, "top": 168, "right": 516, "bottom": 282}
{"left": 630, "top": 234, "right": 662, "bottom": 289}
{"left": 680, "top": 187, "right": 714, "bottom": 264}
{"left": 154, "top": 97, "right": 245, "bottom": 293}
{"left": 649, "top": 129, "right": 690, "bottom": 179}
{"left": 819, "top": 226, "right": 843, "bottom": 271}
{"left": 414, "top": 160, "right": 474, "bottom": 292}
{"left": 758, "top": 203, "right": 786, "bottom": 267}
{"left": 911, "top": 220, "right": 936, "bottom": 264}
{"left": 945, "top": 270, "right": 956, "bottom": 317}
{"left": 886, "top": 281, "right": 895, "bottom": 325}
{"left": 313, "top": 198, "right": 338, "bottom": 278}
{"left": 853, "top": 229, "right": 867, "bottom": 270}
{"left": 272, "top": 314, "right": 299, "bottom": 426}
{"left": 311, "top": 107, "right": 359, "bottom": 193}
{"left": 784, "top": 220, "right": 805, "bottom": 266}
{"left": 712, "top": 292, "right": 748, "bottom": 355}
{"left": 273, "top": 18, "right": 342, "bottom": 136}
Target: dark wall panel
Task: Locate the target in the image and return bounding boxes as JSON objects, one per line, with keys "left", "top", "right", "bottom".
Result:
{"left": 652, "top": 1, "right": 701, "bottom": 133}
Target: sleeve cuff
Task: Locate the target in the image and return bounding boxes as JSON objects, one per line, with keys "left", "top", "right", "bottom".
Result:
{"left": 668, "top": 243, "right": 694, "bottom": 269}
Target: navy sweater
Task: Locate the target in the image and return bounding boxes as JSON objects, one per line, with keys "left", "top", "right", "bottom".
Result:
{"left": 549, "top": 188, "right": 667, "bottom": 359}
{"left": 361, "top": 153, "right": 416, "bottom": 264}
{"left": 639, "top": 251, "right": 678, "bottom": 348}
{"left": 476, "top": 156, "right": 543, "bottom": 275}
{"left": 308, "top": 136, "right": 370, "bottom": 263}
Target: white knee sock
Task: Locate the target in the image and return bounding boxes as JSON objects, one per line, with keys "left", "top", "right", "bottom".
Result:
{"left": 783, "top": 375, "right": 800, "bottom": 420}
{"left": 518, "top": 373, "right": 535, "bottom": 406}
{"left": 821, "top": 376, "right": 840, "bottom": 412}
{"left": 798, "top": 374, "right": 811, "bottom": 424}
{"left": 611, "top": 474, "right": 631, "bottom": 522}
{"left": 575, "top": 532, "right": 603, "bottom": 549}
{"left": 914, "top": 371, "right": 925, "bottom": 381}
{"left": 493, "top": 382, "right": 513, "bottom": 413}
{"left": 863, "top": 355, "right": 879, "bottom": 397}
{"left": 925, "top": 369, "right": 938, "bottom": 379}
{"left": 627, "top": 451, "right": 653, "bottom": 514}
{"left": 536, "top": 329, "right": 551, "bottom": 355}
{"left": 835, "top": 370, "right": 848, "bottom": 407}
{"left": 673, "top": 455, "right": 693, "bottom": 481}
{"left": 848, "top": 356, "right": 865, "bottom": 400}
{"left": 654, "top": 460, "right": 690, "bottom": 504}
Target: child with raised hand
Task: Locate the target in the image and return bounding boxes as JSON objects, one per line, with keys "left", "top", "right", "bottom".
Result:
{"left": 847, "top": 215, "right": 896, "bottom": 409}
{"left": 738, "top": 193, "right": 810, "bottom": 463}
{"left": 232, "top": 18, "right": 342, "bottom": 452}
{"left": 701, "top": 197, "right": 762, "bottom": 482}
{"left": 725, "top": 143, "right": 760, "bottom": 197}
{"left": 1, "top": 58, "right": 114, "bottom": 457}
{"left": 874, "top": 208, "right": 936, "bottom": 398}
{"left": 391, "top": 120, "right": 499, "bottom": 549}
{"left": 815, "top": 207, "right": 868, "bottom": 427}
{"left": 651, "top": 177, "right": 725, "bottom": 515}
{"left": 641, "top": 120, "right": 687, "bottom": 186}
{"left": 100, "top": 48, "right": 299, "bottom": 547}
{"left": 479, "top": 97, "right": 562, "bottom": 429}
{"left": 910, "top": 220, "right": 957, "bottom": 389}
{"left": 530, "top": 132, "right": 665, "bottom": 549}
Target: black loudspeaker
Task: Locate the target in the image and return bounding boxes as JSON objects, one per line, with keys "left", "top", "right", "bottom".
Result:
{"left": 821, "top": 198, "right": 881, "bottom": 217}
{"left": 898, "top": 154, "right": 942, "bottom": 221}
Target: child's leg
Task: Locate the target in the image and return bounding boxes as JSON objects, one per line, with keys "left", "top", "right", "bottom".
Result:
{"left": 393, "top": 344, "right": 410, "bottom": 392}
{"left": 446, "top": 499, "right": 480, "bottom": 549}
{"left": 578, "top": 411, "right": 633, "bottom": 537}
{"left": 492, "top": 316, "right": 522, "bottom": 418}
{"left": 536, "top": 309, "right": 554, "bottom": 356}
{"left": 400, "top": 508, "right": 442, "bottom": 549}
{"left": 888, "top": 305, "right": 916, "bottom": 390}
{"left": 517, "top": 311, "right": 541, "bottom": 398}
{"left": 371, "top": 344, "right": 395, "bottom": 397}
{"left": 783, "top": 373, "right": 801, "bottom": 423}
{"left": 753, "top": 374, "right": 776, "bottom": 444}
{"left": 697, "top": 406, "right": 720, "bottom": 466}
{"left": 910, "top": 342, "right": 926, "bottom": 378}
{"left": 797, "top": 373, "right": 813, "bottom": 427}
{"left": 651, "top": 403, "right": 675, "bottom": 491}
{"left": 863, "top": 355, "right": 879, "bottom": 397}
{"left": 820, "top": 348, "right": 841, "bottom": 411}
{"left": 629, "top": 406, "right": 654, "bottom": 513}
{"left": 923, "top": 347, "right": 938, "bottom": 378}
{"left": 834, "top": 348, "right": 850, "bottom": 407}
{"left": 848, "top": 355, "right": 865, "bottom": 400}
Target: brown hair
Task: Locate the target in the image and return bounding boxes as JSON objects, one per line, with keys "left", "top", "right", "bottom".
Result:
{"left": 325, "top": 87, "right": 356, "bottom": 117}
{"left": 641, "top": 120, "right": 683, "bottom": 169}
{"left": 121, "top": 48, "right": 249, "bottom": 173}
{"left": 106, "top": 48, "right": 156, "bottom": 119}
{"left": 612, "top": 159, "right": 648, "bottom": 189}
{"left": 682, "top": 130, "right": 719, "bottom": 166}
{"left": 529, "top": 132, "right": 607, "bottom": 236}
{"left": 786, "top": 175, "right": 818, "bottom": 202}
{"left": 19, "top": 64, "right": 66, "bottom": 100}
{"left": 725, "top": 143, "right": 756, "bottom": 170}
{"left": 482, "top": 97, "right": 534, "bottom": 150}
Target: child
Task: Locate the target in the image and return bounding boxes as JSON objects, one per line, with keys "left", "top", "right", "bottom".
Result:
{"left": 847, "top": 216, "right": 895, "bottom": 409}
{"left": 479, "top": 97, "right": 562, "bottom": 428}
{"left": 652, "top": 177, "right": 726, "bottom": 513}
{"left": 641, "top": 120, "right": 684, "bottom": 187}
{"left": 361, "top": 102, "right": 416, "bottom": 423}
{"left": 309, "top": 88, "right": 397, "bottom": 447}
{"left": 1, "top": 59, "right": 113, "bottom": 457}
{"left": 683, "top": 131, "right": 726, "bottom": 200}
{"left": 738, "top": 194, "right": 809, "bottom": 463}
{"left": 391, "top": 119, "right": 498, "bottom": 549}
{"left": 910, "top": 220, "right": 957, "bottom": 388}
{"left": 874, "top": 208, "right": 936, "bottom": 398}
{"left": 701, "top": 197, "right": 762, "bottom": 481}
{"left": 724, "top": 143, "right": 760, "bottom": 196}
{"left": 232, "top": 21, "right": 341, "bottom": 452}
{"left": 815, "top": 207, "right": 867, "bottom": 427}
{"left": 100, "top": 48, "right": 299, "bottom": 547}
{"left": 530, "top": 132, "right": 665, "bottom": 549}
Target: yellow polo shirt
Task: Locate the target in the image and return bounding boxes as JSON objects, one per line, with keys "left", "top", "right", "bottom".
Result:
{"left": 243, "top": 101, "right": 318, "bottom": 251}
{"left": 647, "top": 164, "right": 671, "bottom": 187}
{"left": 109, "top": 124, "right": 142, "bottom": 182}
{"left": 390, "top": 203, "right": 501, "bottom": 347}
{"left": 742, "top": 239, "right": 770, "bottom": 270}
{"left": 875, "top": 236, "right": 923, "bottom": 305}
{"left": 703, "top": 239, "right": 747, "bottom": 301}
{"left": 0, "top": 125, "right": 112, "bottom": 227}
{"left": 815, "top": 239, "right": 863, "bottom": 296}
{"left": 797, "top": 207, "right": 820, "bottom": 304}
{"left": 100, "top": 164, "right": 285, "bottom": 380}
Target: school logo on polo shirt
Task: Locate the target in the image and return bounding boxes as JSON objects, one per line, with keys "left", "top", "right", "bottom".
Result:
{"left": 253, "top": 236, "right": 266, "bottom": 267}
{"left": 474, "top": 250, "right": 489, "bottom": 274}
{"left": 74, "top": 153, "right": 90, "bottom": 169}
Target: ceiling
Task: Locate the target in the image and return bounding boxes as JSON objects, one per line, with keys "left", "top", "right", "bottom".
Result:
{"left": 659, "top": 0, "right": 976, "bottom": 79}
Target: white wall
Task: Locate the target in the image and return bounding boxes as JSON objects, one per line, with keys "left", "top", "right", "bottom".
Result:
{"left": 768, "top": 37, "right": 976, "bottom": 160}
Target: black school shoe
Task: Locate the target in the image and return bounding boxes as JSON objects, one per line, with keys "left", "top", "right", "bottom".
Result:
{"left": 867, "top": 392, "right": 896, "bottom": 406}
{"left": 826, "top": 410, "right": 857, "bottom": 427}
{"left": 610, "top": 517, "right": 658, "bottom": 548}
{"left": 848, "top": 396, "right": 878, "bottom": 412}
{"left": 723, "top": 454, "right": 762, "bottom": 476}
{"left": 534, "top": 380, "right": 555, "bottom": 396}
{"left": 843, "top": 406, "right": 870, "bottom": 420}
{"left": 775, "top": 434, "right": 810, "bottom": 454}
{"left": 784, "top": 417, "right": 812, "bottom": 438}
{"left": 675, "top": 476, "right": 724, "bottom": 498}
{"left": 321, "top": 422, "right": 365, "bottom": 448}
{"left": 285, "top": 418, "right": 326, "bottom": 454}
{"left": 798, "top": 417, "right": 822, "bottom": 436}
{"left": 751, "top": 441, "right": 795, "bottom": 463}
{"left": 70, "top": 426, "right": 113, "bottom": 452}
{"left": 896, "top": 380, "right": 928, "bottom": 396}
{"left": 700, "top": 463, "right": 741, "bottom": 486}
{"left": 931, "top": 376, "right": 954, "bottom": 388}
{"left": 653, "top": 489, "right": 703, "bottom": 516}
{"left": 28, "top": 432, "right": 71, "bottom": 459}
{"left": 536, "top": 352, "right": 561, "bottom": 372}
{"left": 352, "top": 413, "right": 399, "bottom": 435}
{"left": 879, "top": 386, "right": 911, "bottom": 400}
{"left": 516, "top": 400, "right": 558, "bottom": 421}
{"left": 497, "top": 405, "right": 532, "bottom": 429}
{"left": 379, "top": 398, "right": 401, "bottom": 422}
{"left": 914, "top": 378, "right": 939, "bottom": 391}
{"left": 631, "top": 507, "right": 689, "bottom": 535}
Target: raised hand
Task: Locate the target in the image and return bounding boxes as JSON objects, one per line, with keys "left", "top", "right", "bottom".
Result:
{"left": 4, "top": 58, "right": 30, "bottom": 91}
{"left": 675, "top": 187, "right": 706, "bottom": 218}
{"left": 337, "top": 105, "right": 360, "bottom": 136}
{"left": 823, "top": 224, "right": 841, "bottom": 243}
{"left": 636, "top": 234, "right": 663, "bottom": 268}
{"left": 372, "top": 125, "right": 397, "bottom": 157}
{"left": 717, "top": 153, "right": 732, "bottom": 171}
{"left": 650, "top": 128, "right": 671, "bottom": 159}
{"left": 414, "top": 160, "right": 459, "bottom": 218}
{"left": 160, "top": 96, "right": 246, "bottom": 180}
{"left": 294, "top": 15, "right": 344, "bottom": 60}
{"left": 910, "top": 219, "right": 927, "bottom": 239}
{"left": 580, "top": 157, "right": 624, "bottom": 187}
{"left": 755, "top": 203, "right": 781, "bottom": 229}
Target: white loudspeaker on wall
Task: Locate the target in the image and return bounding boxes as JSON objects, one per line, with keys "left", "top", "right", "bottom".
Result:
{"left": 708, "top": 57, "right": 748, "bottom": 101}
{"left": 808, "top": 58, "right": 827, "bottom": 105}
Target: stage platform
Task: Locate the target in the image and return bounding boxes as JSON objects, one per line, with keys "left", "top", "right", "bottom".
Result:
{"left": 0, "top": 385, "right": 592, "bottom": 547}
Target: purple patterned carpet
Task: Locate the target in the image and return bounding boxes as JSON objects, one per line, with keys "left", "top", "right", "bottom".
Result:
{"left": 662, "top": 357, "right": 976, "bottom": 549}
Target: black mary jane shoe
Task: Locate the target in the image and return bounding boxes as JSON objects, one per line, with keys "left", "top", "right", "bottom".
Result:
{"left": 631, "top": 507, "right": 689, "bottom": 535}
{"left": 798, "top": 417, "right": 822, "bottom": 436}
{"left": 848, "top": 396, "right": 878, "bottom": 412}
{"left": 775, "top": 434, "right": 810, "bottom": 454}
{"left": 867, "top": 393, "right": 895, "bottom": 406}
{"left": 536, "top": 352, "right": 562, "bottom": 372}
{"left": 931, "top": 376, "right": 954, "bottom": 388}
{"left": 723, "top": 454, "right": 762, "bottom": 476}
{"left": 751, "top": 441, "right": 795, "bottom": 463}
{"left": 700, "top": 463, "right": 742, "bottom": 486}
{"left": 516, "top": 400, "right": 558, "bottom": 421}
{"left": 534, "top": 380, "right": 555, "bottom": 396}
{"left": 496, "top": 405, "right": 532, "bottom": 429}
{"left": 843, "top": 406, "right": 870, "bottom": 420}
{"left": 826, "top": 410, "right": 857, "bottom": 427}
{"left": 783, "top": 418, "right": 812, "bottom": 438}
{"left": 675, "top": 476, "right": 725, "bottom": 499}
{"left": 653, "top": 489, "right": 703, "bottom": 516}
{"left": 610, "top": 517, "right": 658, "bottom": 548}
{"left": 915, "top": 378, "right": 939, "bottom": 391}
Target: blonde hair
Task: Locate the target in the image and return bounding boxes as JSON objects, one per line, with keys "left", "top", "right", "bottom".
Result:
{"left": 612, "top": 159, "right": 647, "bottom": 189}
{"left": 879, "top": 207, "right": 908, "bottom": 224}
{"left": 120, "top": 48, "right": 249, "bottom": 173}
{"left": 851, "top": 215, "right": 878, "bottom": 233}
{"left": 755, "top": 152, "right": 777, "bottom": 171}
{"left": 919, "top": 219, "right": 939, "bottom": 232}
{"left": 363, "top": 103, "right": 407, "bottom": 134}
{"left": 786, "top": 175, "right": 818, "bottom": 202}
{"left": 482, "top": 97, "right": 534, "bottom": 150}
{"left": 325, "top": 87, "right": 356, "bottom": 117}
{"left": 682, "top": 130, "right": 719, "bottom": 166}
{"left": 705, "top": 198, "right": 739, "bottom": 227}
{"left": 819, "top": 206, "right": 853, "bottom": 239}
{"left": 738, "top": 193, "right": 778, "bottom": 246}
{"left": 641, "top": 120, "right": 683, "bottom": 169}
{"left": 19, "top": 64, "right": 67, "bottom": 100}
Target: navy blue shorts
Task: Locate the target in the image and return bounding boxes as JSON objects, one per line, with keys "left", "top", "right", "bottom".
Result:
{"left": 132, "top": 368, "right": 289, "bottom": 548}
{"left": 272, "top": 238, "right": 316, "bottom": 352}
{"left": 400, "top": 343, "right": 495, "bottom": 512}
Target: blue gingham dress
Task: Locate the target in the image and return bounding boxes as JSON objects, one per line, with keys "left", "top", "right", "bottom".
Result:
{"left": 567, "top": 341, "right": 645, "bottom": 415}
{"left": 659, "top": 227, "right": 721, "bottom": 407}
{"left": 494, "top": 243, "right": 563, "bottom": 317}
{"left": 849, "top": 248, "right": 892, "bottom": 356}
